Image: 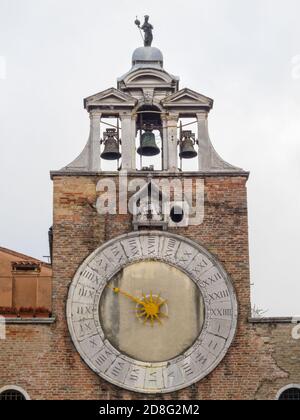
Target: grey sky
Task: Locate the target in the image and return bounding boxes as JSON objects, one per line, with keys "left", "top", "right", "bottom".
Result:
{"left": 0, "top": 0, "right": 299, "bottom": 316}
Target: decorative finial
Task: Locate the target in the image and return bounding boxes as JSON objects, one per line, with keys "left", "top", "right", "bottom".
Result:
{"left": 135, "top": 15, "right": 154, "bottom": 47}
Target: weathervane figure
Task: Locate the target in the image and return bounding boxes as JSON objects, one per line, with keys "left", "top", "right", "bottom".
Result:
{"left": 135, "top": 15, "right": 154, "bottom": 47}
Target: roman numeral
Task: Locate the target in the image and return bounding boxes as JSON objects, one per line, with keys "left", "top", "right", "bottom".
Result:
{"left": 192, "top": 259, "right": 208, "bottom": 274}
{"left": 194, "top": 352, "right": 208, "bottom": 366}
{"left": 208, "top": 339, "right": 218, "bottom": 351}
{"left": 78, "top": 287, "right": 95, "bottom": 299}
{"left": 129, "top": 368, "right": 140, "bottom": 383}
{"left": 89, "top": 338, "right": 97, "bottom": 348}
{"left": 148, "top": 237, "right": 156, "bottom": 255}
{"left": 182, "top": 362, "right": 194, "bottom": 377}
{"left": 164, "top": 239, "right": 177, "bottom": 258}
{"left": 80, "top": 321, "right": 92, "bottom": 333}
{"left": 76, "top": 305, "right": 92, "bottom": 316}
{"left": 209, "top": 272, "right": 222, "bottom": 283}
{"left": 210, "top": 308, "right": 233, "bottom": 317}
{"left": 110, "top": 245, "right": 126, "bottom": 264}
{"left": 98, "top": 258, "right": 109, "bottom": 272}
{"left": 95, "top": 350, "right": 113, "bottom": 368}
{"left": 199, "top": 272, "right": 223, "bottom": 288}
{"left": 81, "top": 269, "right": 100, "bottom": 285}
{"left": 148, "top": 371, "right": 157, "bottom": 384}
{"left": 208, "top": 289, "right": 229, "bottom": 302}
{"left": 111, "top": 362, "right": 125, "bottom": 378}
{"left": 82, "top": 270, "right": 93, "bottom": 281}
{"left": 128, "top": 239, "right": 139, "bottom": 256}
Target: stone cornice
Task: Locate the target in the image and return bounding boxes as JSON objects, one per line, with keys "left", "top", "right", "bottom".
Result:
{"left": 249, "top": 317, "right": 298, "bottom": 324}
{"left": 3, "top": 317, "right": 56, "bottom": 325}
{"left": 50, "top": 170, "right": 250, "bottom": 180}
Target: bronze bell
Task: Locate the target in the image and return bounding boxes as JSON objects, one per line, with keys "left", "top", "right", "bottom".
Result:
{"left": 179, "top": 131, "right": 198, "bottom": 159}
{"left": 137, "top": 126, "right": 160, "bottom": 157}
{"left": 101, "top": 129, "right": 121, "bottom": 161}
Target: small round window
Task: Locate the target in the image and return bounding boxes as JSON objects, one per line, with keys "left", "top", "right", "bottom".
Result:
{"left": 170, "top": 205, "right": 184, "bottom": 224}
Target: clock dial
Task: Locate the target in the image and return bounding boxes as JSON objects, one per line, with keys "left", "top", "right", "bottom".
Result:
{"left": 100, "top": 261, "right": 205, "bottom": 363}
{"left": 67, "top": 232, "right": 238, "bottom": 394}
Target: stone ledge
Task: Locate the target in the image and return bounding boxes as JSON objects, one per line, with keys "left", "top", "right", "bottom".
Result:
{"left": 50, "top": 170, "right": 250, "bottom": 180}
{"left": 249, "top": 317, "right": 299, "bottom": 324}
{"left": 2, "top": 317, "right": 56, "bottom": 325}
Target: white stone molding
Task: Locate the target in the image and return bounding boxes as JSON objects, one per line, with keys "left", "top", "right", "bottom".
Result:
{"left": 0, "top": 385, "right": 31, "bottom": 400}
{"left": 118, "top": 68, "right": 178, "bottom": 92}
{"left": 276, "top": 384, "right": 300, "bottom": 400}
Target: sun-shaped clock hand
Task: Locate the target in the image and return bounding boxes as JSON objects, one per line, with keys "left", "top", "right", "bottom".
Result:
{"left": 108, "top": 286, "right": 168, "bottom": 327}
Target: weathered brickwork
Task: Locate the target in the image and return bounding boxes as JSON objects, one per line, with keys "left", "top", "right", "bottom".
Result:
{"left": 0, "top": 174, "right": 299, "bottom": 400}
{"left": 252, "top": 322, "right": 300, "bottom": 400}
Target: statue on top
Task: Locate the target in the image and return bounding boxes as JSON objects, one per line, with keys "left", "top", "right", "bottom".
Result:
{"left": 135, "top": 15, "right": 154, "bottom": 47}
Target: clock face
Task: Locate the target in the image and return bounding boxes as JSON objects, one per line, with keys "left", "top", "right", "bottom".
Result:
{"left": 100, "top": 261, "right": 205, "bottom": 363}
{"left": 67, "top": 232, "right": 238, "bottom": 394}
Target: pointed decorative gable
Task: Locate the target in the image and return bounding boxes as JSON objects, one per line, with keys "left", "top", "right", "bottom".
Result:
{"left": 84, "top": 87, "right": 137, "bottom": 111}
{"left": 131, "top": 181, "right": 168, "bottom": 231}
{"left": 162, "top": 88, "right": 213, "bottom": 110}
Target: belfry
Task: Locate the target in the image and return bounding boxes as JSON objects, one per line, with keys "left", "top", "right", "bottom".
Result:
{"left": 62, "top": 18, "right": 241, "bottom": 175}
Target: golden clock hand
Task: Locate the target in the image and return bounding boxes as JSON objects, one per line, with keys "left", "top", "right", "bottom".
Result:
{"left": 109, "top": 286, "right": 145, "bottom": 307}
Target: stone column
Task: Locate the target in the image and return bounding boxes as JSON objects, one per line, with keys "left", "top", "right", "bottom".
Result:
{"left": 131, "top": 113, "right": 137, "bottom": 170}
{"left": 161, "top": 114, "right": 169, "bottom": 171}
{"left": 197, "top": 111, "right": 211, "bottom": 171}
{"left": 166, "top": 113, "right": 179, "bottom": 172}
{"left": 120, "top": 113, "right": 136, "bottom": 171}
{"left": 89, "top": 111, "right": 101, "bottom": 171}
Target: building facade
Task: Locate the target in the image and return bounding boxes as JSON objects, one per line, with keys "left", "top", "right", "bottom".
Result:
{"left": 0, "top": 22, "right": 299, "bottom": 400}
{"left": 0, "top": 247, "right": 52, "bottom": 316}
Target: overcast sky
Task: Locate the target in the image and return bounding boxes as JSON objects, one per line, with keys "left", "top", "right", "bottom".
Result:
{"left": 0, "top": 0, "right": 299, "bottom": 316}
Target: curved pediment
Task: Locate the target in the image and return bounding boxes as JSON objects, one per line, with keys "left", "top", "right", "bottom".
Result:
{"left": 120, "top": 68, "right": 177, "bottom": 89}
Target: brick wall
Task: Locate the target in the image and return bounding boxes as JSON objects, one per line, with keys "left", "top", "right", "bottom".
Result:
{"left": 0, "top": 174, "right": 299, "bottom": 400}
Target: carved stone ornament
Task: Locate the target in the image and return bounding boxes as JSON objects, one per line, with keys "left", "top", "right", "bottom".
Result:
{"left": 67, "top": 232, "right": 238, "bottom": 394}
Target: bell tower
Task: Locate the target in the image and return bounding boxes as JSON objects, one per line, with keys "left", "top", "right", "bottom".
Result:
{"left": 50, "top": 17, "right": 252, "bottom": 399}
{"left": 60, "top": 21, "right": 242, "bottom": 175}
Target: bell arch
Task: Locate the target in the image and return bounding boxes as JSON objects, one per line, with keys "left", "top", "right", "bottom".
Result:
{"left": 135, "top": 104, "right": 163, "bottom": 171}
